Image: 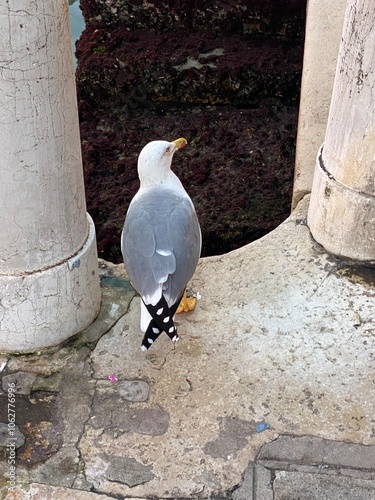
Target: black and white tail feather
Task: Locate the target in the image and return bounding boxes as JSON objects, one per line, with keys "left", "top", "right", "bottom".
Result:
{"left": 141, "top": 293, "right": 183, "bottom": 350}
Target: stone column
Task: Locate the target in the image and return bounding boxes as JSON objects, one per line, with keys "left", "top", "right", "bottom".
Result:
{"left": 308, "top": 0, "right": 375, "bottom": 262}
{"left": 292, "top": 0, "right": 346, "bottom": 209}
{"left": 0, "top": 1, "right": 101, "bottom": 352}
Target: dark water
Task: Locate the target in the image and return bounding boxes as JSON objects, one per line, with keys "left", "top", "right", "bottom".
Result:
{"left": 69, "top": 0, "right": 85, "bottom": 66}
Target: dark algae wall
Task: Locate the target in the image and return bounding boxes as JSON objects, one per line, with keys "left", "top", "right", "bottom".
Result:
{"left": 76, "top": 0, "right": 307, "bottom": 262}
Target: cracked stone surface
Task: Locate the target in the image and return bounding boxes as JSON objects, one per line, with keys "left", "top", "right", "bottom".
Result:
{"left": 117, "top": 380, "right": 150, "bottom": 402}
{"left": 257, "top": 435, "right": 375, "bottom": 470}
{"left": 232, "top": 464, "right": 254, "bottom": 500}
{"left": 1, "top": 373, "right": 37, "bottom": 396}
{"left": 103, "top": 455, "right": 155, "bottom": 487}
{"left": 0, "top": 423, "right": 25, "bottom": 451}
{"left": 273, "top": 471, "right": 375, "bottom": 500}
{"left": 89, "top": 382, "right": 170, "bottom": 436}
{"left": 1, "top": 197, "right": 375, "bottom": 499}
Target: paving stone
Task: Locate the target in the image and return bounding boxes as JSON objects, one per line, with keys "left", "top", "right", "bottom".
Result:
{"left": 232, "top": 464, "right": 254, "bottom": 500}
{"left": 90, "top": 382, "right": 169, "bottom": 435}
{"left": 77, "top": 285, "right": 135, "bottom": 345}
{"left": 2, "top": 483, "right": 130, "bottom": 499}
{"left": 204, "top": 417, "right": 257, "bottom": 459}
{"left": 6, "top": 351, "right": 69, "bottom": 376}
{"left": 121, "top": 407, "right": 170, "bottom": 436}
{"left": 258, "top": 435, "right": 375, "bottom": 470}
{"left": 25, "top": 353, "right": 95, "bottom": 485}
{"left": 103, "top": 455, "right": 155, "bottom": 487}
{"left": 0, "top": 422, "right": 25, "bottom": 449}
{"left": 118, "top": 379, "right": 150, "bottom": 402}
{"left": 29, "top": 445, "right": 81, "bottom": 488}
{"left": 273, "top": 471, "right": 375, "bottom": 500}
{"left": 254, "top": 464, "right": 273, "bottom": 500}
{"left": 1, "top": 372, "right": 37, "bottom": 395}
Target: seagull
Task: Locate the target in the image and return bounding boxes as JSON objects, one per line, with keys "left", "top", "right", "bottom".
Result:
{"left": 121, "top": 138, "right": 201, "bottom": 350}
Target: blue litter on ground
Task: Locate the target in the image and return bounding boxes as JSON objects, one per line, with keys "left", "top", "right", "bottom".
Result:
{"left": 255, "top": 423, "right": 271, "bottom": 433}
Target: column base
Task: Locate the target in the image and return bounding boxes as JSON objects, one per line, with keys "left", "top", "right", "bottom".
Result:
{"left": 0, "top": 214, "right": 101, "bottom": 353}
{"left": 308, "top": 144, "right": 375, "bottom": 262}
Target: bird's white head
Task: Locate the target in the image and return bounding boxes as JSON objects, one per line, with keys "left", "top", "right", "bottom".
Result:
{"left": 137, "top": 138, "right": 187, "bottom": 188}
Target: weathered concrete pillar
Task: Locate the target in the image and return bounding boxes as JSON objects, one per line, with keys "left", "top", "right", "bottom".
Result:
{"left": 292, "top": 0, "right": 346, "bottom": 209}
{"left": 0, "top": 1, "right": 101, "bottom": 352}
{"left": 308, "top": 0, "right": 375, "bottom": 262}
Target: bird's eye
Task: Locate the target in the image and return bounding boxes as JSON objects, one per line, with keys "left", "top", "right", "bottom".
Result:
{"left": 165, "top": 146, "right": 171, "bottom": 154}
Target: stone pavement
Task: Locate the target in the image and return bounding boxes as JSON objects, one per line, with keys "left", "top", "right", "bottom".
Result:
{"left": 0, "top": 196, "right": 375, "bottom": 499}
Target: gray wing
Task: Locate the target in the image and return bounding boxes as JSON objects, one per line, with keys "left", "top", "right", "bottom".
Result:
{"left": 122, "top": 187, "right": 201, "bottom": 305}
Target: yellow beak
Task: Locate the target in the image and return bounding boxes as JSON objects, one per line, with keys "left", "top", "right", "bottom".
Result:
{"left": 172, "top": 138, "right": 187, "bottom": 150}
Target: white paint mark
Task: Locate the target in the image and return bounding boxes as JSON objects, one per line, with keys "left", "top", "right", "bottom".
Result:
{"left": 110, "top": 303, "right": 120, "bottom": 316}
